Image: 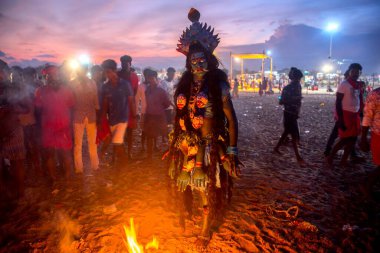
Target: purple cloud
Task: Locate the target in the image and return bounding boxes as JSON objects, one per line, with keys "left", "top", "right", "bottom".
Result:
{"left": 0, "top": 0, "right": 379, "bottom": 72}
{"left": 36, "top": 54, "right": 56, "bottom": 58}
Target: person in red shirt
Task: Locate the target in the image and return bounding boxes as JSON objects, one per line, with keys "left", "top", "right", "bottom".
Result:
{"left": 35, "top": 65, "right": 75, "bottom": 182}
{"left": 144, "top": 70, "right": 171, "bottom": 160}
{"left": 118, "top": 55, "right": 139, "bottom": 160}
{"left": 361, "top": 87, "right": 380, "bottom": 196}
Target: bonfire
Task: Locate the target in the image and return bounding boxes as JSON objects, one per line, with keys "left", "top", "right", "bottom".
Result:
{"left": 124, "top": 218, "right": 159, "bottom": 253}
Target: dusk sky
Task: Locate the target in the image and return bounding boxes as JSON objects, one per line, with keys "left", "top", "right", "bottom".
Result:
{"left": 1, "top": 0, "right": 380, "bottom": 73}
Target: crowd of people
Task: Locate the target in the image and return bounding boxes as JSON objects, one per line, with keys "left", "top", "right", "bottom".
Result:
{"left": 1, "top": 8, "right": 379, "bottom": 248}
{"left": 1, "top": 59, "right": 379, "bottom": 201}
{"left": 0, "top": 56, "right": 178, "bottom": 200}
{"left": 273, "top": 62, "right": 380, "bottom": 196}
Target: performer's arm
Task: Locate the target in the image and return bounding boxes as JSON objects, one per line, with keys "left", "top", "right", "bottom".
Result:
{"left": 222, "top": 96, "right": 242, "bottom": 177}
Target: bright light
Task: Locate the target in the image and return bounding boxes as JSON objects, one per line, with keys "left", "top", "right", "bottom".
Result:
{"left": 234, "top": 57, "right": 241, "bottom": 63}
{"left": 78, "top": 54, "right": 91, "bottom": 65}
{"left": 69, "top": 59, "right": 80, "bottom": 70}
{"left": 326, "top": 23, "right": 339, "bottom": 32}
{"left": 266, "top": 50, "right": 272, "bottom": 56}
{"left": 322, "top": 64, "right": 333, "bottom": 73}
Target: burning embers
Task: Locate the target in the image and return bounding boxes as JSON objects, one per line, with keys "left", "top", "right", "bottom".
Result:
{"left": 123, "top": 218, "right": 159, "bottom": 253}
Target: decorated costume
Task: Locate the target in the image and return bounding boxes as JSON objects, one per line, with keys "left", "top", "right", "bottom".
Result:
{"left": 165, "top": 8, "right": 241, "bottom": 243}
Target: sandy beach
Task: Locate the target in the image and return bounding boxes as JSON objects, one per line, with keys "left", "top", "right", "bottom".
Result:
{"left": 0, "top": 92, "right": 379, "bottom": 253}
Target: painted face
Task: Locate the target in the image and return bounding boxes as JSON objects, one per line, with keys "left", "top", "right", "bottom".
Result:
{"left": 190, "top": 52, "right": 208, "bottom": 75}
{"left": 191, "top": 115, "right": 204, "bottom": 129}
{"left": 196, "top": 92, "right": 208, "bottom": 108}
{"left": 176, "top": 94, "right": 186, "bottom": 110}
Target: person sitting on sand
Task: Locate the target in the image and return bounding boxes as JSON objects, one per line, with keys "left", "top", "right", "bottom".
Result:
{"left": 273, "top": 67, "right": 305, "bottom": 165}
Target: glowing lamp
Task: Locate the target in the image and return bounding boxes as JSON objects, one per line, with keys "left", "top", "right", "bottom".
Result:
{"left": 326, "top": 23, "right": 339, "bottom": 33}
{"left": 78, "top": 54, "right": 90, "bottom": 65}
{"left": 69, "top": 59, "right": 80, "bottom": 70}
{"left": 322, "top": 64, "right": 333, "bottom": 73}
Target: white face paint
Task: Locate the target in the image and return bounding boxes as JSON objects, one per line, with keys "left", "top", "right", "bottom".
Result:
{"left": 190, "top": 52, "right": 208, "bottom": 76}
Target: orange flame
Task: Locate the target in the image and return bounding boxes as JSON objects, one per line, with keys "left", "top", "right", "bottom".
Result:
{"left": 124, "top": 218, "right": 159, "bottom": 253}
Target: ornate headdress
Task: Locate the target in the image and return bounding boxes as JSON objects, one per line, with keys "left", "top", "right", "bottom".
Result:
{"left": 176, "top": 8, "right": 220, "bottom": 56}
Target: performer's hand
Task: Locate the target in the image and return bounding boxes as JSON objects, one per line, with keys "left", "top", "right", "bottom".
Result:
{"left": 168, "top": 158, "right": 176, "bottom": 180}
{"left": 222, "top": 154, "right": 244, "bottom": 178}
{"left": 192, "top": 167, "right": 207, "bottom": 188}
{"left": 177, "top": 171, "right": 190, "bottom": 192}
{"left": 221, "top": 155, "right": 233, "bottom": 177}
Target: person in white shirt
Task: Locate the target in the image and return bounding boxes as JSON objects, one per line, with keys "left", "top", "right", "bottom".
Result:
{"left": 136, "top": 69, "right": 149, "bottom": 151}
{"left": 159, "top": 67, "right": 177, "bottom": 127}
{"left": 327, "top": 63, "right": 363, "bottom": 166}
{"left": 70, "top": 64, "right": 100, "bottom": 173}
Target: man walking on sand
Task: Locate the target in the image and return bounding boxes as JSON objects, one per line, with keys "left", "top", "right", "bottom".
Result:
{"left": 100, "top": 59, "right": 135, "bottom": 168}
{"left": 70, "top": 64, "right": 99, "bottom": 173}
{"left": 118, "top": 55, "right": 139, "bottom": 160}
{"left": 327, "top": 63, "right": 363, "bottom": 166}
{"left": 273, "top": 67, "right": 305, "bottom": 165}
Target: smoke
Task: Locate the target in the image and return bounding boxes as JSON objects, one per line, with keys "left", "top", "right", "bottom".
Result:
{"left": 55, "top": 210, "right": 81, "bottom": 253}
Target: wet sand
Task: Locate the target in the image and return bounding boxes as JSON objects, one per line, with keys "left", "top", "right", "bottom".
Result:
{"left": 0, "top": 92, "right": 379, "bottom": 252}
